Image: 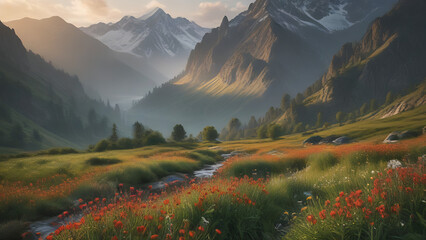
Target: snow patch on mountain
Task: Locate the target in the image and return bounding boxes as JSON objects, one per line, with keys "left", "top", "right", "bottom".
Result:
{"left": 302, "top": 3, "right": 354, "bottom": 32}
{"left": 82, "top": 8, "right": 210, "bottom": 59}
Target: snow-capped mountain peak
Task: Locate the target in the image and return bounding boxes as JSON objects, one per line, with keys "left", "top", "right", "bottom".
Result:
{"left": 138, "top": 7, "right": 165, "bottom": 20}
{"left": 232, "top": 0, "right": 396, "bottom": 33}
{"left": 81, "top": 8, "right": 210, "bottom": 59}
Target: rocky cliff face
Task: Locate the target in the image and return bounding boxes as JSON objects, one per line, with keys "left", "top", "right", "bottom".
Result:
{"left": 315, "top": 0, "right": 426, "bottom": 106}
{"left": 0, "top": 21, "right": 27, "bottom": 66}
{"left": 276, "top": 0, "right": 426, "bottom": 126}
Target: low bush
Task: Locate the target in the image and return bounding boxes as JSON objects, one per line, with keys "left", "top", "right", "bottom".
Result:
{"left": 117, "top": 138, "right": 134, "bottom": 149}
{"left": 144, "top": 132, "right": 166, "bottom": 146}
{"left": 86, "top": 157, "right": 122, "bottom": 166}
{"left": 106, "top": 167, "right": 157, "bottom": 185}
{"left": 225, "top": 157, "right": 306, "bottom": 178}
{"left": 93, "top": 140, "right": 109, "bottom": 152}
{"left": 307, "top": 152, "right": 338, "bottom": 171}
{"left": 0, "top": 221, "right": 29, "bottom": 240}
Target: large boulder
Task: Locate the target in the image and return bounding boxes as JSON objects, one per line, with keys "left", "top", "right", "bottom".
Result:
{"left": 398, "top": 130, "right": 419, "bottom": 140}
{"left": 333, "top": 136, "right": 351, "bottom": 145}
{"left": 303, "top": 136, "right": 323, "bottom": 145}
{"left": 383, "top": 132, "right": 400, "bottom": 143}
{"left": 319, "top": 135, "right": 338, "bottom": 144}
{"left": 383, "top": 130, "right": 419, "bottom": 143}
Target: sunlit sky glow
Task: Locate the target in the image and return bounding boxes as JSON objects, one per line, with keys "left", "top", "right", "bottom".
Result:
{"left": 0, "top": 0, "right": 255, "bottom": 28}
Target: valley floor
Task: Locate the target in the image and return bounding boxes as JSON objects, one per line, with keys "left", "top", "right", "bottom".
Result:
{"left": 0, "top": 107, "right": 425, "bottom": 240}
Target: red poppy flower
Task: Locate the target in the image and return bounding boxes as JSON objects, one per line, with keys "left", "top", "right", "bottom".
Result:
{"left": 137, "top": 226, "right": 146, "bottom": 233}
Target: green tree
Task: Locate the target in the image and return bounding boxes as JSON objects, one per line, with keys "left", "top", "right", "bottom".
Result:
{"left": 144, "top": 132, "right": 166, "bottom": 146}
{"left": 227, "top": 118, "right": 241, "bottom": 131}
{"left": 316, "top": 112, "right": 323, "bottom": 128}
{"left": 109, "top": 123, "right": 118, "bottom": 142}
{"left": 32, "top": 129, "right": 42, "bottom": 142}
{"left": 171, "top": 124, "right": 187, "bottom": 141}
{"left": 281, "top": 94, "right": 291, "bottom": 111}
{"left": 94, "top": 139, "right": 109, "bottom": 152}
{"left": 323, "top": 122, "right": 330, "bottom": 129}
{"left": 370, "top": 99, "right": 377, "bottom": 112}
{"left": 336, "top": 111, "right": 345, "bottom": 125}
{"left": 360, "top": 103, "right": 368, "bottom": 115}
{"left": 257, "top": 125, "right": 267, "bottom": 139}
{"left": 133, "top": 122, "right": 145, "bottom": 139}
{"left": 385, "top": 91, "right": 394, "bottom": 105}
{"left": 248, "top": 116, "right": 258, "bottom": 129}
{"left": 9, "top": 123, "right": 25, "bottom": 147}
{"left": 267, "top": 124, "right": 281, "bottom": 140}
{"left": 202, "top": 126, "right": 218, "bottom": 142}
{"left": 295, "top": 93, "right": 304, "bottom": 104}
{"left": 293, "top": 122, "right": 304, "bottom": 133}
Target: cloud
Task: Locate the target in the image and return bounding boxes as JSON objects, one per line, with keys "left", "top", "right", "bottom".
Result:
{"left": 231, "top": 2, "right": 247, "bottom": 12}
{"left": 79, "top": 0, "right": 110, "bottom": 16}
{"left": 146, "top": 0, "right": 166, "bottom": 10}
{"left": 0, "top": 0, "right": 122, "bottom": 26}
{"left": 193, "top": 1, "right": 247, "bottom": 28}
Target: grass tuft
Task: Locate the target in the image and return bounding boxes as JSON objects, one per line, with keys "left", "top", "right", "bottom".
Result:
{"left": 86, "top": 157, "right": 122, "bottom": 166}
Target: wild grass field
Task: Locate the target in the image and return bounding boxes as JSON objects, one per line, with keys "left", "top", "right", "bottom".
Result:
{"left": 0, "top": 109, "right": 425, "bottom": 240}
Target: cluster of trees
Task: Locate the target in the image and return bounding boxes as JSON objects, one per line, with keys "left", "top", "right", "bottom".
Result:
{"left": 90, "top": 122, "right": 165, "bottom": 152}
{"left": 91, "top": 121, "right": 223, "bottom": 152}
{"left": 218, "top": 90, "right": 400, "bottom": 142}
{"left": 0, "top": 123, "right": 44, "bottom": 149}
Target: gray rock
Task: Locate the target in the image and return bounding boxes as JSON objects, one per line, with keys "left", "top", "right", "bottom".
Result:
{"left": 398, "top": 130, "right": 418, "bottom": 140}
{"left": 319, "top": 135, "right": 338, "bottom": 144}
{"left": 333, "top": 136, "right": 351, "bottom": 145}
{"left": 383, "top": 132, "right": 400, "bottom": 143}
{"left": 303, "top": 136, "right": 323, "bottom": 145}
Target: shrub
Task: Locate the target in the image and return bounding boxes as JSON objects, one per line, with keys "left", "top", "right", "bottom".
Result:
{"left": 202, "top": 126, "right": 219, "bottom": 141}
{"left": 46, "top": 147, "right": 78, "bottom": 155}
{"left": 144, "top": 132, "right": 166, "bottom": 146}
{"left": 94, "top": 139, "right": 109, "bottom": 152}
{"left": 0, "top": 221, "right": 28, "bottom": 240}
{"left": 106, "top": 167, "right": 157, "bottom": 185}
{"left": 268, "top": 124, "right": 281, "bottom": 140}
{"left": 257, "top": 125, "right": 267, "bottom": 139}
{"left": 117, "top": 138, "right": 134, "bottom": 149}
{"left": 307, "top": 152, "right": 338, "bottom": 171}
{"left": 86, "top": 157, "right": 122, "bottom": 166}
{"left": 342, "top": 149, "right": 405, "bottom": 168}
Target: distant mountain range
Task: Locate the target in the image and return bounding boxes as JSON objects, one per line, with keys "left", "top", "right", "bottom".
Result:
{"left": 130, "top": 0, "right": 398, "bottom": 134}
{"left": 81, "top": 8, "right": 210, "bottom": 78}
{"left": 6, "top": 17, "right": 165, "bottom": 107}
{"left": 0, "top": 21, "right": 118, "bottom": 151}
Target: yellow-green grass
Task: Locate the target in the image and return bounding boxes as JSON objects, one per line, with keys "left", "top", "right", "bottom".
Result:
{"left": 217, "top": 105, "right": 426, "bottom": 154}
{"left": 50, "top": 138, "right": 425, "bottom": 240}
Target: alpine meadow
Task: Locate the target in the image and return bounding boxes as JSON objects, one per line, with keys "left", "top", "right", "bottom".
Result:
{"left": 0, "top": 0, "right": 425, "bottom": 240}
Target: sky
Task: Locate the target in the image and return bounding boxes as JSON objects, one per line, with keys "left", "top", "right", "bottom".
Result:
{"left": 0, "top": 0, "right": 254, "bottom": 28}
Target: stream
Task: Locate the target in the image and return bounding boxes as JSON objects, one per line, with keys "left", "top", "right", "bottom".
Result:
{"left": 29, "top": 152, "right": 240, "bottom": 239}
